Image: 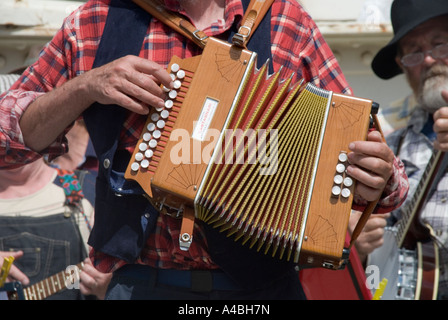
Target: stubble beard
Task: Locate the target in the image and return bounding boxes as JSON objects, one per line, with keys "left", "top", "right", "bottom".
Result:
{"left": 418, "top": 64, "right": 448, "bottom": 113}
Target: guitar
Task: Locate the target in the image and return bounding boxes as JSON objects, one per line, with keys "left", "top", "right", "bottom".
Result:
{"left": 369, "top": 151, "right": 448, "bottom": 300}
{"left": 7, "top": 262, "right": 84, "bottom": 300}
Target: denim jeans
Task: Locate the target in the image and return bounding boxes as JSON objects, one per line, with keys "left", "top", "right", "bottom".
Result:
{"left": 0, "top": 213, "right": 87, "bottom": 300}
{"left": 105, "top": 264, "right": 306, "bottom": 300}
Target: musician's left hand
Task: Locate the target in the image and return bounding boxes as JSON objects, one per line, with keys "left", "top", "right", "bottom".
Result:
{"left": 346, "top": 130, "right": 394, "bottom": 202}
{"left": 433, "top": 90, "right": 448, "bottom": 151}
{"left": 349, "top": 211, "right": 390, "bottom": 265}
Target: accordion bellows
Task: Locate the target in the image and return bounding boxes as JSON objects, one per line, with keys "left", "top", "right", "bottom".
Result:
{"left": 125, "top": 37, "right": 375, "bottom": 269}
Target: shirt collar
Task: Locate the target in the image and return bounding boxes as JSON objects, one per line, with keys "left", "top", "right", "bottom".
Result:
{"left": 408, "top": 107, "right": 430, "bottom": 134}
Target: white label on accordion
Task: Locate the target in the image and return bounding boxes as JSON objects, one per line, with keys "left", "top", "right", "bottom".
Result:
{"left": 192, "top": 97, "right": 218, "bottom": 141}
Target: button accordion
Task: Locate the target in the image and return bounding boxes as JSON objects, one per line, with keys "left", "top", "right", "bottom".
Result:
{"left": 125, "top": 37, "right": 379, "bottom": 270}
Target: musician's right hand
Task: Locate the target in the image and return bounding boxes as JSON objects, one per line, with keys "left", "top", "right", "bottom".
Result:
{"left": 0, "top": 250, "right": 30, "bottom": 286}
{"left": 20, "top": 55, "right": 175, "bottom": 152}
{"left": 84, "top": 55, "right": 174, "bottom": 115}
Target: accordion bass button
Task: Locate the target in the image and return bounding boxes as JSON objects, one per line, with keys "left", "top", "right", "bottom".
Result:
{"left": 149, "top": 139, "right": 158, "bottom": 148}
{"left": 171, "top": 63, "right": 180, "bottom": 73}
{"left": 143, "top": 133, "right": 152, "bottom": 141}
{"left": 139, "top": 142, "right": 148, "bottom": 152}
{"left": 168, "top": 90, "right": 177, "bottom": 99}
{"left": 151, "top": 113, "right": 160, "bottom": 122}
{"left": 176, "top": 70, "right": 185, "bottom": 79}
{"left": 165, "top": 100, "right": 173, "bottom": 109}
{"left": 135, "top": 152, "right": 144, "bottom": 161}
{"left": 131, "top": 162, "right": 140, "bottom": 171}
{"left": 153, "top": 130, "right": 162, "bottom": 139}
{"left": 338, "top": 152, "right": 348, "bottom": 162}
{"left": 173, "top": 80, "right": 181, "bottom": 89}
{"left": 341, "top": 188, "right": 351, "bottom": 198}
{"left": 147, "top": 123, "right": 156, "bottom": 132}
{"left": 343, "top": 177, "right": 353, "bottom": 187}
{"left": 331, "top": 186, "right": 341, "bottom": 196}
{"left": 333, "top": 174, "right": 343, "bottom": 185}
{"left": 145, "top": 149, "right": 153, "bottom": 158}
{"left": 160, "top": 110, "right": 169, "bottom": 119}
{"left": 336, "top": 163, "right": 345, "bottom": 173}
{"left": 141, "top": 159, "right": 150, "bottom": 168}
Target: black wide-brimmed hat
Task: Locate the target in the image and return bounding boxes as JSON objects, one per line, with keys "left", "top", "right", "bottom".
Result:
{"left": 371, "top": 0, "right": 448, "bottom": 79}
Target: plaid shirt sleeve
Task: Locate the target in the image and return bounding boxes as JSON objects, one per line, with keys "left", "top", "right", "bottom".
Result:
{"left": 352, "top": 156, "right": 409, "bottom": 213}
{"left": 0, "top": 2, "right": 103, "bottom": 169}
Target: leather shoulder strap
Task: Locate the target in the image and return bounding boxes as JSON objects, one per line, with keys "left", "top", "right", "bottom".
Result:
{"left": 131, "top": 0, "right": 273, "bottom": 48}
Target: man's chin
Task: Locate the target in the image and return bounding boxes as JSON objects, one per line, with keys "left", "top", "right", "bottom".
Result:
{"left": 419, "top": 77, "right": 448, "bottom": 113}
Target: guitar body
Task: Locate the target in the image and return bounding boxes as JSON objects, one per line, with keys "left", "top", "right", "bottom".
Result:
{"left": 369, "top": 226, "right": 439, "bottom": 300}
{"left": 416, "top": 241, "right": 439, "bottom": 300}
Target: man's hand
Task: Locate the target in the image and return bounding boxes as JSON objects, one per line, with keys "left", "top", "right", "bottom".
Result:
{"left": 433, "top": 90, "right": 448, "bottom": 151}
{"left": 0, "top": 251, "right": 30, "bottom": 286}
{"left": 79, "top": 258, "right": 112, "bottom": 300}
{"left": 349, "top": 211, "right": 390, "bottom": 264}
{"left": 347, "top": 130, "right": 395, "bottom": 202}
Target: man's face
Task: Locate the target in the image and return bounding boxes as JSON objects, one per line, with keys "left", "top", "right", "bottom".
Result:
{"left": 396, "top": 15, "right": 448, "bottom": 113}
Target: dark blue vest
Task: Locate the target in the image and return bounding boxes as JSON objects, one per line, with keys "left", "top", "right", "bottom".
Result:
{"left": 84, "top": 0, "right": 299, "bottom": 290}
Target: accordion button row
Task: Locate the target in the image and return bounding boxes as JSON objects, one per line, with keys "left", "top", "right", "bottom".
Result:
{"left": 331, "top": 151, "right": 352, "bottom": 198}
{"left": 130, "top": 63, "right": 184, "bottom": 172}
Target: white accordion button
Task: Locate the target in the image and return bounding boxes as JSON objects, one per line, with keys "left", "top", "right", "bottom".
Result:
{"left": 165, "top": 100, "right": 173, "bottom": 109}
{"left": 149, "top": 139, "right": 157, "bottom": 148}
{"left": 157, "top": 120, "right": 165, "bottom": 129}
{"left": 145, "top": 149, "right": 153, "bottom": 158}
{"left": 131, "top": 162, "right": 140, "bottom": 171}
{"left": 168, "top": 90, "right": 177, "bottom": 99}
{"left": 343, "top": 177, "right": 353, "bottom": 187}
{"left": 173, "top": 80, "right": 181, "bottom": 89}
{"left": 332, "top": 186, "right": 341, "bottom": 196}
{"left": 160, "top": 110, "right": 169, "bottom": 119}
{"left": 177, "top": 70, "right": 185, "bottom": 79}
{"left": 171, "top": 63, "right": 180, "bottom": 73}
{"left": 341, "top": 188, "right": 351, "bottom": 198}
{"left": 333, "top": 175, "right": 343, "bottom": 185}
{"left": 147, "top": 123, "right": 156, "bottom": 132}
{"left": 143, "top": 132, "right": 152, "bottom": 141}
{"left": 135, "top": 152, "right": 144, "bottom": 161}
{"left": 141, "top": 159, "right": 150, "bottom": 169}
{"left": 153, "top": 130, "right": 162, "bottom": 139}
{"left": 151, "top": 113, "right": 160, "bottom": 122}
{"left": 336, "top": 163, "right": 345, "bottom": 173}
{"left": 338, "top": 152, "right": 348, "bottom": 163}
{"left": 139, "top": 142, "right": 148, "bottom": 152}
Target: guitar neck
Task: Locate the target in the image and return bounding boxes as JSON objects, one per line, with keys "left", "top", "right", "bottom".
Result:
{"left": 23, "top": 262, "right": 84, "bottom": 300}
{"left": 397, "top": 150, "right": 447, "bottom": 247}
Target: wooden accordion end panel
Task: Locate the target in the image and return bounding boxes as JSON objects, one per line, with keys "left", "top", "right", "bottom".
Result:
{"left": 125, "top": 36, "right": 375, "bottom": 269}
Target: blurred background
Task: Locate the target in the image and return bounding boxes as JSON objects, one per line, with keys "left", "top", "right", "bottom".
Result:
{"left": 0, "top": 0, "right": 409, "bottom": 112}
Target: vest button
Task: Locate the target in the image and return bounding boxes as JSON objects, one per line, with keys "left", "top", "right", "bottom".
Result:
{"left": 103, "top": 158, "right": 111, "bottom": 169}
{"left": 144, "top": 213, "right": 150, "bottom": 219}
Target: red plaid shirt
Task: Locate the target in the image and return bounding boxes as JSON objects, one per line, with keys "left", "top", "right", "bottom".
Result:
{"left": 0, "top": 0, "right": 407, "bottom": 273}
